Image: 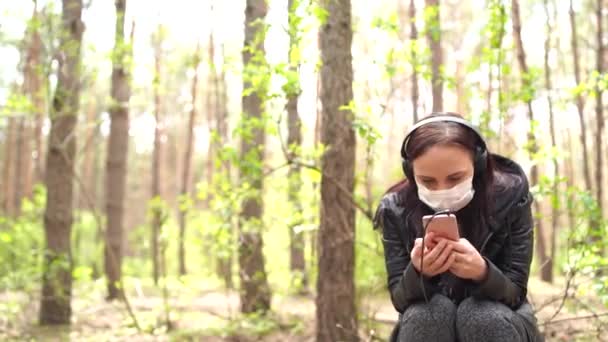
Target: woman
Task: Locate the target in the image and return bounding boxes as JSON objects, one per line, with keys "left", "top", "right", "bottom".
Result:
{"left": 373, "top": 113, "right": 543, "bottom": 342}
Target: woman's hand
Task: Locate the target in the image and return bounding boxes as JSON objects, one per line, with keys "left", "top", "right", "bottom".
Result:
{"left": 448, "top": 238, "right": 488, "bottom": 282}
{"left": 410, "top": 236, "right": 456, "bottom": 277}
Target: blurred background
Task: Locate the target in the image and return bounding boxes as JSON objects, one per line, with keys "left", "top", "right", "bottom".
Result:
{"left": 0, "top": 0, "right": 606, "bottom": 340}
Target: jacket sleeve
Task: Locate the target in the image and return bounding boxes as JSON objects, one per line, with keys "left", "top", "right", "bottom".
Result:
{"left": 374, "top": 194, "right": 440, "bottom": 313}
{"left": 472, "top": 191, "right": 534, "bottom": 308}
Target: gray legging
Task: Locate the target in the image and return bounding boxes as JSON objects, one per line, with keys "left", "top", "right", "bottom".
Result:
{"left": 398, "top": 294, "right": 542, "bottom": 342}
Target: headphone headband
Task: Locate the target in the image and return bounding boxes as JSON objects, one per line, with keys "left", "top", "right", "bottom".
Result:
{"left": 400, "top": 114, "right": 487, "bottom": 159}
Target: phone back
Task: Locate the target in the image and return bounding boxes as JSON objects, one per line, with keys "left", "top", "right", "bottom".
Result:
{"left": 422, "top": 214, "right": 460, "bottom": 240}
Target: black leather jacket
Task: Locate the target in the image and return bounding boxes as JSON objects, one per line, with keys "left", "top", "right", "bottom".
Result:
{"left": 374, "top": 154, "right": 535, "bottom": 314}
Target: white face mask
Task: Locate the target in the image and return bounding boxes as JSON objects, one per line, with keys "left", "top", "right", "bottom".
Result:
{"left": 417, "top": 176, "right": 475, "bottom": 212}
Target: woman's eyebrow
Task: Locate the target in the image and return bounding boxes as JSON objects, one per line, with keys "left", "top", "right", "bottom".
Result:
{"left": 447, "top": 171, "right": 466, "bottom": 177}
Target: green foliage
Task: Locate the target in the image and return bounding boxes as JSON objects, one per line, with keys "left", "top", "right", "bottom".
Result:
{"left": 0, "top": 185, "right": 46, "bottom": 291}
{"left": 423, "top": 5, "right": 440, "bottom": 42}
{"left": 72, "top": 210, "right": 103, "bottom": 281}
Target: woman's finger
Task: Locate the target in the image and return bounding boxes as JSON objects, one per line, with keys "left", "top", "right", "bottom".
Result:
{"left": 423, "top": 238, "right": 447, "bottom": 265}
{"left": 428, "top": 244, "right": 453, "bottom": 272}
{"left": 437, "top": 252, "right": 457, "bottom": 274}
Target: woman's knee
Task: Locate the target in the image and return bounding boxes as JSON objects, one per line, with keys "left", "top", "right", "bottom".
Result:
{"left": 456, "top": 297, "right": 522, "bottom": 341}
{"left": 399, "top": 295, "right": 457, "bottom": 341}
{"left": 402, "top": 294, "right": 456, "bottom": 323}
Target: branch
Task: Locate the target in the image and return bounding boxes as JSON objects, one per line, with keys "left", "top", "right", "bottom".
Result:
{"left": 540, "top": 312, "right": 608, "bottom": 326}
{"left": 274, "top": 114, "right": 375, "bottom": 222}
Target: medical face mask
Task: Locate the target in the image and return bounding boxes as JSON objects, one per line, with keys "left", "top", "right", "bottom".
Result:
{"left": 417, "top": 176, "right": 475, "bottom": 212}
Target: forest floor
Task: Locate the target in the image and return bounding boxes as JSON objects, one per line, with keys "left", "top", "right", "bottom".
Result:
{"left": 1, "top": 276, "right": 607, "bottom": 341}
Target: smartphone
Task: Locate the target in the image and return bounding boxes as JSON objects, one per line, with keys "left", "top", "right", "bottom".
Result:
{"left": 422, "top": 213, "right": 460, "bottom": 247}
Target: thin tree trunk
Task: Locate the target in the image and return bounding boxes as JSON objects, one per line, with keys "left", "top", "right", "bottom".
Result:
{"left": 208, "top": 25, "right": 232, "bottom": 289}
{"left": 80, "top": 100, "right": 98, "bottom": 209}
{"left": 151, "top": 27, "right": 164, "bottom": 286}
{"left": 39, "top": 0, "right": 83, "bottom": 325}
{"left": 569, "top": 0, "right": 592, "bottom": 192}
{"left": 594, "top": 0, "right": 605, "bottom": 220}
{"left": 425, "top": 0, "right": 443, "bottom": 112}
{"left": 19, "top": 7, "right": 43, "bottom": 204}
{"left": 316, "top": 0, "right": 357, "bottom": 340}
{"left": 217, "top": 46, "right": 234, "bottom": 290}
{"left": 2, "top": 118, "right": 16, "bottom": 216}
{"left": 286, "top": 0, "right": 307, "bottom": 293}
{"left": 13, "top": 117, "right": 29, "bottom": 215}
{"left": 544, "top": 0, "right": 556, "bottom": 283}
{"left": 310, "top": 74, "right": 321, "bottom": 278}
{"left": 105, "top": 0, "right": 132, "bottom": 301}
{"left": 511, "top": 0, "right": 551, "bottom": 282}
{"left": 178, "top": 44, "right": 200, "bottom": 277}
{"left": 238, "top": 0, "right": 271, "bottom": 314}
{"left": 409, "top": 0, "right": 419, "bottom": 122}
{"left": 205, "top": 33, "right": 215, "bottom": 209}
{"left": 565, "top": 129, "right": 576, "bottom": 233}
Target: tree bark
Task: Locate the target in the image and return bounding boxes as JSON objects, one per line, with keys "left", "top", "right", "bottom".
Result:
{"left": 151, "top": 26, "right": 164, "bottom": 286}
{"left": 13, "top": 116, "right": 31, "bottom": 216}
{"left": 238, "top": 0, "right": 272, "bottom": 314}
{"left": 208, "top": 26, "right": 232, "bottom": 289}
{"left": 216, "top": 46, "right": 234, "bottom": 290}
{"left": 178, "top": 44, "right": 201, "bottom": 277}
{"left": 205, "top": 33, "right": 216, "bottom": 209}
{"left": 569, "top": 0, "right": 592, "bottom": 192}
{"left": 286, "top": 0, "right": 307, "bottom": 293}
{"left": 543, "top": 0, "right": 556, "bottom": 283}
{"left": 80, "top": 100, "right": 98, "bottom": 209}
{"left": 105, "top": 0, "right": 132, "bottom": 301}
{"left": 425, "top": 0, "right": 443, "bottom": 112}
{"left": 594, "top": 0, "right": 605, "bottom": 220}
{"left": 2, "top": 117, "right": 17, "bottom": 217}
{"left": 39, "top": 0, "right": 83, "bottom": 325}
{"left": 410, "top": 0, "right": 419, "bottom": 122}
{"left": 565, "top": 129, "right": 576, "bottom": 234}
{"left": 511, "top": 0, "right": 551, "bottom": 282}
{"left": 316, "top": 0, "right": 357, "bottom": 340}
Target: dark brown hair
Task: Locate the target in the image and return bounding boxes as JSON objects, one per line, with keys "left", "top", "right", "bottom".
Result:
{"left": 387, "top": 113, "right": 496, "bottom": 248}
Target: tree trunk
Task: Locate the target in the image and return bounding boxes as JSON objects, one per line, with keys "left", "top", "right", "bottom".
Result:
{"left": 594, "top": 0, "right": 605, "bottom": 220}
{"left": 178, "top": 44, "right": 201, "bottom": 277}
{"left": 19, "top": 7, "right": 43, "bottom": 205}
{"left": 2, "top": 118, "right": 16, "bottom": 217}
{"left": 105, "top": 0, "right": 132, "bottom": 301}
{"left": 569, "top": 0, "right": 592, "bottom": 192}
{"left": 316, "top": 0, "right": 357, "bottom": 340}
{"left": 205, "top": 34, "right": 216, "bottom": 209}
{"left": 565, "top": 129, "right": 576, "bottom": 233}
{"left": 286, "top": 0, "right": 307, "bottom": 293}
{"left": 23, "top": 5, "right": 46, "bottom": 188}
{"left": 151, "top": 26, "right": 164, "bottom": 286}
{"left": 425, "top": 0, "right": 443, "bottom": 112}
{"left": 238, "top": 0, "right": 271, "bottom": 314}
{"left": 409, "top": 0, "right": 419, "bottom": 122}
{"left": 544, "top": 0, "right": 556, "bottom": 284}
{"left": 310, "top": 74, "right": 321, "bottom": 278}
{"left": 13, "top": 117, "right": 30, "bottom": 216}
{"left": 208, "top": 26, "right": 232, "bottom": 289}
{"left": 81, "top": 100, "right": 98, "bottom": 209}
{"left": 511, "top": 0, "right": 551, "bottom": 282}
{"left": 39, "top": 0, "right": 83, "bottom": 325}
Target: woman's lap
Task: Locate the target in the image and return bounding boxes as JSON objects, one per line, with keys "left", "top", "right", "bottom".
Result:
{"left": 398, "top": 295, "right": 541, "bottom": 342}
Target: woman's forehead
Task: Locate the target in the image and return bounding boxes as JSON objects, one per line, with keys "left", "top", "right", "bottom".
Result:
{"left": 412, "top": 144, "right": 473, "bottom": 177}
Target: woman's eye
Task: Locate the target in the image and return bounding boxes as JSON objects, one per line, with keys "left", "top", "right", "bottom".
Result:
{"left": 449, "top": 178, "right": 462, "bottom": 183}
